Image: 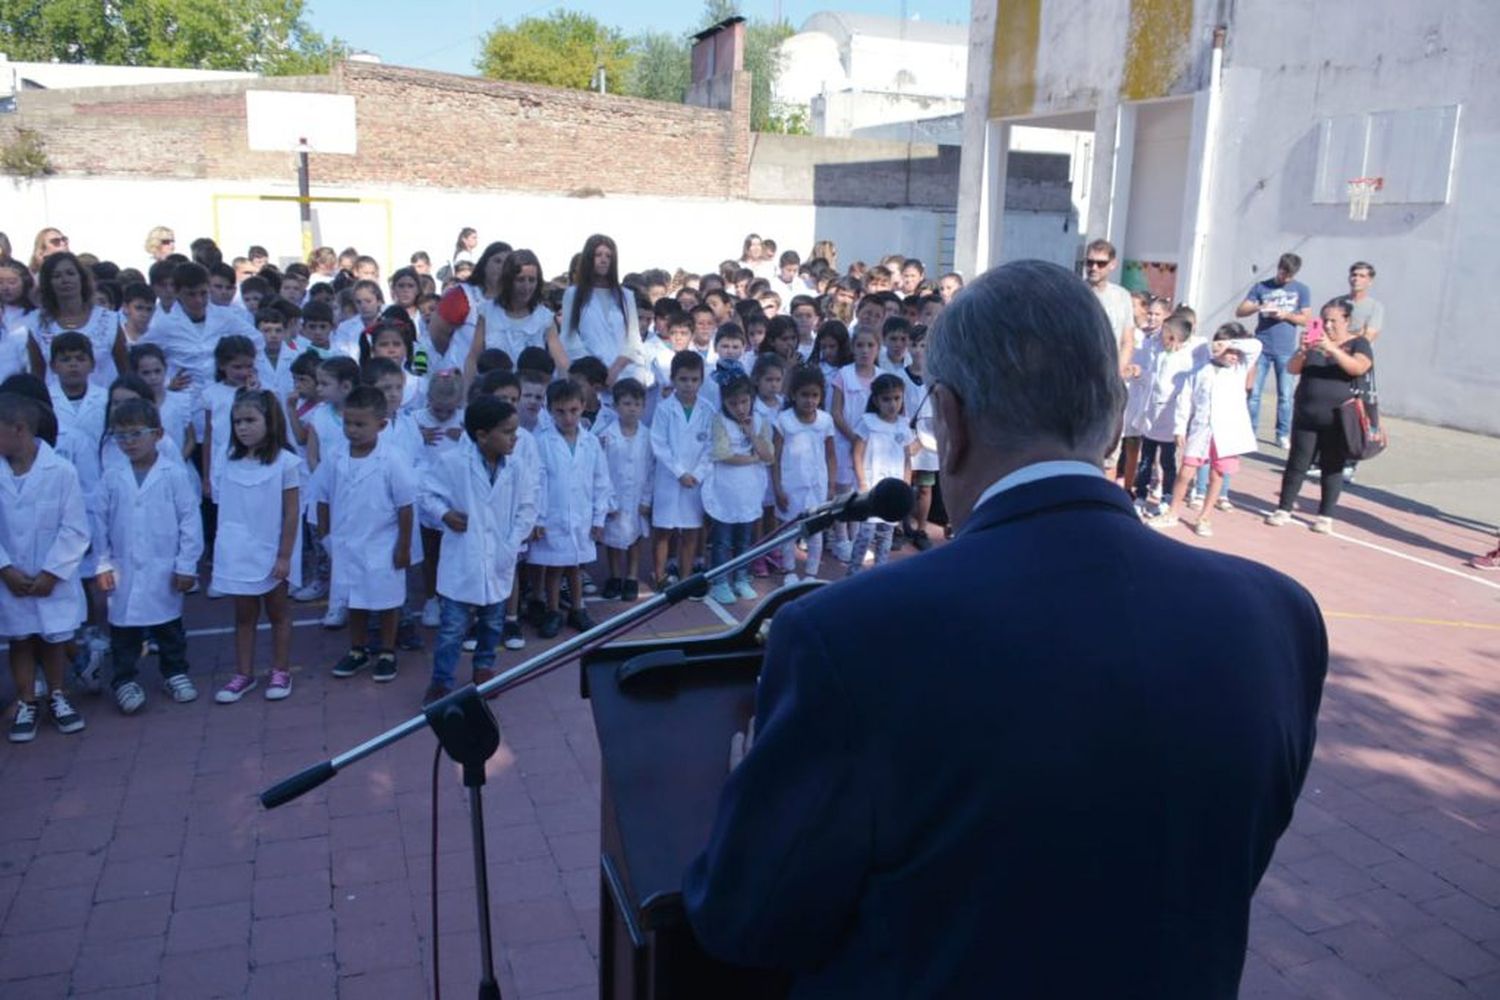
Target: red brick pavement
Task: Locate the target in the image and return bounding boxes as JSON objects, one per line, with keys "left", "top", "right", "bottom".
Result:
{"left": 0, "top": 457, "right": 1496, "bottom": 998}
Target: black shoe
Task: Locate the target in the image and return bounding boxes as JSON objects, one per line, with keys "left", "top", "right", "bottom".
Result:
{"left": 500, "top": 619, "right": 525, "bottom": 650}
{"left": 620, "top": 578, "right": 639, "bottom": 602}
{"left": 665, "top": 559, "right": 680, "bottom": 579}
{"left": 567, "top": 607, "right": 596, "bottom": 632}
{"left": 8, "top": 700, "right": 39, "bottom": 743}
{"left": 422, "top": 682, "right": 451, "bottom": 706}
{"left": 601, "top": 577, "right": 623, "bottom": 600}
{"left": 396, "top": 619, "right": 424, "bottom": 651}
{"left": 910, "top": 532, "right": 933, "bottom": 552}
{"left": 371, "top": 651, "right": 397, "bottom": 683}
{"left": 523, "top": 598, "right": 547, "bottom": 628}
{"left": 49, "top": 691, "right": 85, "bottom": 735}
{"left": 538, "top": 610, "right": 564, "bottom": 639}
{"left": 331, "top": 647, "right": 370, "bottom": 678}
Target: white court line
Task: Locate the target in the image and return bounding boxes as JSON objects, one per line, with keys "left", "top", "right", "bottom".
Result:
{"left": 703, "top": 597, "right": 740, "bottom": 627}
{"left": 1236, "top": 500, "right": 1500, "bottom": 594}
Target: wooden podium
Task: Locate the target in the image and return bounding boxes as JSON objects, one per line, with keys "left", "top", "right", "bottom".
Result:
{"left": 580, "top": 586, "right": 819, "bottom": 999}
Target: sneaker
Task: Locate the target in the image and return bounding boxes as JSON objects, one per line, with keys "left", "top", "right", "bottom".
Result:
{"left": 733, "top": 578, "right": 757, "bottom": 602}
{"left": 9, "top": 700, "right": 39, "bottom": 743}
{"left": 620, "top": 579, "right": 639, "bottom": 602}
{"left": 1215, "top": 497, "right": 1234, "bottom": 512}
{"left": 1264, "top": 509, "right": 1293, "bottom": 527}
{"left": 1193, "top": 520, "right": 1214, "bottom": 538}
{"left": 422, "top": 682, "right": 452, "bottom": 706}
{"left": 601, "top": 577, "right": 623, "bottom": 600}
{"left": 420, "top": 597, "right": 442, "bottom": 627}
{"left": 265, "top": 669, "right": 292, "bottom": 700}
{"left": 396, "top": 619, "right": 424, "bottom": 651}
{"left": 215, "top": 673, "right": 258, "bottom": 703}
{"left": 461, "top": 624, "right": 479, "bottom": 653}
{"left": 500, "top": 619, "right": 525, "bottom": 650}
{"left": 331, "top": 647, "right": 370, "bottom": 678}
{"left": 371, "top": 652, "right": 397, "bottom": 683}
{"left": 537, "top": 610, "right": 564, "bottom": 639}
{"left": 162, "top": 674, "right": 198, "bottom": 704}
{"left": 567, "top": 607, "right": 596, "bottom": 632}
{"left": 1146, "top": 513, "right": 1180, "bottom": 531}
{"left": 49, "top": 691, "right": 85, "bottom": 734}
{"left": 1276, "top": 434, "right": 1290, "bottom": 450}
{"left": 290, "top": 579, "right": 328, "bottom": 602}
{"left": 114, "top": 681, "right": 146, "bottom": 715}
{"left": 321, "top": 602, "right": 348, "bottom": 629}
{"left": 783, "top": 572, "right": 800, "bottom": 587}
{"left": 1310, "top": 516, "right": 1333, "bottom": 534}
{"left": 708, "top": 580, "right": 736, "bottom": 604}
{"left": 1469, "top": 547, "right": 1500, "bottom": 571}
{"left": 581, "top": 573, "right": 599, "bottom": 597}
{"left": 1186, "top": 491, "right": 1203, "bottom": 509}
{"left": 910, "top": 532, "right": 933, "bottom": 552}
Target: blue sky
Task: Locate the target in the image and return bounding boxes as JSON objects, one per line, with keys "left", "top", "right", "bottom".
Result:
{"left": 303, "top": 1, "right": 970, "bottom": 76}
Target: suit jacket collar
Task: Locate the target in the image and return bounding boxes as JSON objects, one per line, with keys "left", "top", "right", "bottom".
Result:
{"left": 957, "top": 474, "right": 1138, "bottom": 538}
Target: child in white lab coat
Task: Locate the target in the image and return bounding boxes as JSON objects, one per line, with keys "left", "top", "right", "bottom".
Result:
{"left": 529, "top": 379, "right": 612, "bottom": 638}
{"left": 596, "top": 378, "right": 653, "bottom": 602}
{"left": 476, "top": 374, "right": 543, "bottom": 651}
{"left": 703, "top": 374, "right": 774, "bottom": 605}
{"left": 650, "top": 350, "right": 714, "bottom": 590}
{"left": 367, "top": 356, "right": 427, "bottom": 652}
{"left": 211, "top": 390, "right": 302, "bottom": 703}
{"left": 94, "top": 398, "right": 204, "bottom": 714}
{"left": 1129, "top": 315, "right": 1196, "bottom": 515}
{"left": 415, "top": 369, "right": 466, "bottom": 629}
{"left": 0, "top": 391, "right": 91, "bottom": 743}
{"left": 749, "top": 353, "right": 786, "bottom": 575}
{"left": 1150, "top": 323, "right": 1263, "bottom": 537}
{"left": 318, "top": 385, "right": 416, "bottom": 684}
{"left": 420, "top": 397, "right": 534, "bottom": 703}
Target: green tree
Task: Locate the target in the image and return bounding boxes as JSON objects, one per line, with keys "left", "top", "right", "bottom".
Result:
{"left": 0, "top": 0, "right": 344, "bottom": 75}
{"left": 624, "top": 31, "right": 691, "bottom": 104}
{"left": 476, "top": 11, "right": 633, "bottom": 93}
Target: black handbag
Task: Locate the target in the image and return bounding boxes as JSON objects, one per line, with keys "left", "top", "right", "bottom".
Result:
{"left": 1339, "top": 366, "right": 1387, "bottom": 461}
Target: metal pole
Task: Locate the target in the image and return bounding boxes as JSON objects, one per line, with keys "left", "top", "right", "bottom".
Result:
{"left": 469, "top": 785, "right": 502, "bottom": 1000}
{"left": 297, "top": 144, "right": 314, "bottom": 263}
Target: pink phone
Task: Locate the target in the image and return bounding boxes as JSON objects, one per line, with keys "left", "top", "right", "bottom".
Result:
{"left": 1303, "top": 319, "right": 1324, "bottom": 346}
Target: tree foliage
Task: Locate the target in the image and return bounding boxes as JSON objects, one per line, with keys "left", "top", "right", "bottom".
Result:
{"left": 0, "top": 0, "right": 344, "bottom": 75}
{"left": 476, "top": 11, "right": 633, "bottom": 93}
{"left": 624, "top": 31, "right": 691, "bottom": 105}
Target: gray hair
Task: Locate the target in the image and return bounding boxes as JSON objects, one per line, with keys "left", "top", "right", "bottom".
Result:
{"left": 927, "top": 259, "right": 1124, "bottom": 459}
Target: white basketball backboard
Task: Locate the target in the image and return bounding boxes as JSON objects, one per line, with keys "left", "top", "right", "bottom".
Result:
{"left": 245, "top": 91, "right": 358, "bottom": 154}
{"left": 1313, "top": 105, "right": 1460, "bottom": 205}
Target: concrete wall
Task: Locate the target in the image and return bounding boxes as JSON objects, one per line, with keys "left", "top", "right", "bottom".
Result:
{"left": 747, "top": 133, "right": 961, "bottom": 209}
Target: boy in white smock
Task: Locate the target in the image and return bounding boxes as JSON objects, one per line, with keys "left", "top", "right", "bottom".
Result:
{"left": 595, "top": 378, "right": 654, "bottom": 602}
{"left": 650, "top": 350, "right": 714, "bottom": 590}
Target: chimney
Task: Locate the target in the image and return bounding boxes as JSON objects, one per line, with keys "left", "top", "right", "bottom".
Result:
{"left": 685, "top": 16, "right": 746, "bottom": 111}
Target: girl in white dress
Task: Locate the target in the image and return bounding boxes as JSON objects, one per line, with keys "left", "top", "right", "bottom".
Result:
{"left": 702, "top": 375, "right": 774, "bottom": 605}
{"left": 467, "top": 250, "right": 570, "bottom": 378}
{"left": 210, "top": 390, "right": 302, "bottom": 704}
{"left": 772, "top": 366, "right": 836, "bottom": 583}
{"left": 848, "top": 374, "right": 915, "bottom": 573}
{"left": 596, "top": 378, "right": 653, "bottom": 602}
{"left": 200, "top": 335, "right": 258, "bottom": 501}
{"left": 829, "top": 326, "right": 879, "bottom": 562}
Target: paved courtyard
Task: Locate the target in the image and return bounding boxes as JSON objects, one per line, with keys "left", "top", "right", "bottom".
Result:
{"left": 0, "top": 414, "right": 1496, "bottom": 999}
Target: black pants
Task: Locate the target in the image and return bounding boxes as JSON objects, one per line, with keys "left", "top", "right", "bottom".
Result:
{"left": 1135, "top": 438, "right": 1177, "bottom": 501}
{"left": 1278, "top": 420, "right": 1350, "bottom": 517}
{"left": 110, "top": 618, "right": 190, "bottom": 690}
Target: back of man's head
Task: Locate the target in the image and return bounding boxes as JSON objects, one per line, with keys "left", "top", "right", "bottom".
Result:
{"left": 927, "top": 260, "right": 1123, "bottom": 461}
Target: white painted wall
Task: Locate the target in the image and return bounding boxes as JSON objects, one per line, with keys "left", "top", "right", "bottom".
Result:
{"left": 812, "top": 91, "right": 964, "bottom": 138}
{"left": 1121, "top": 99, "right": 1192, "bottom": 263}
{"left": 845, "top": 36, "right": 965, "bottom": 97}
{"left": 0, "top": 175, "right": 948, "bottom": 286}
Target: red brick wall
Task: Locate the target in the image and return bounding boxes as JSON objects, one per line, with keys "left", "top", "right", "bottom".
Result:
{"left": 4, "top": 62, "right": 751, "bottom": 198}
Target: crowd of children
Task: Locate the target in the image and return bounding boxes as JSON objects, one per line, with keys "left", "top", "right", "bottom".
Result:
{"left": 0, "top": 231, "right": 960, "bottom": 739}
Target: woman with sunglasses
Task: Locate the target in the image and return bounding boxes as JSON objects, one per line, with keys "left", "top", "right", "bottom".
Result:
{"left": 144, "top": 226, "right": 176, "bottom": 265}
{"left": 28, "top": 228, "right": 69, "bottom": 275}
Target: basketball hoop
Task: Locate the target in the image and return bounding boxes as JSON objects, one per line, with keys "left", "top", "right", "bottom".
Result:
{"left": 1347, "top": 176, "right": 1383, "bottom": 221}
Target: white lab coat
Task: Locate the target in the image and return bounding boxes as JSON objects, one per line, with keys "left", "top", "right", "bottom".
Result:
{"left": 0, "top": 442, "right": 90, "bottom": 638}
{"left": 702, "top": 413, "right": 772, "bottom": 525}
{"left": 512, "top": 427, "right": 545, "bottom": 546}
{"left": 31, "top": 305, "right": 119, "bottom": 388}
{"left": 477, "top": 301, "right": 554, "bottom": 362}
{"left": 320, "top": 439, "right": 416, "bottom": 610}
{"left": 1121, "top": 328, "right": 1155, "bottom": 434}
{"left": 421, "top": 442, "right": 536, "bottom": 607}
{"left": 0, "top": 310, "right": 33, "bottom": 382}
{"left": 1184, "top": 338, "right": 1264, "bottom": 461}
{"left": 381, "top": 411, "right": 427, "bottom": 565}
{"left": 141, "top": 302, "right": 263, "bottom": 392}
{"left": 94, "top": 456, "right": 203, "bottom": 626}
{"left": 650, "top": 395, "right": 715, "bottom": 529}
{"left": 597, "top": 422, "right": 654, "bottom": 548}
{"left": 211, "top": 450, "right": 303, "bottom": 595}
{"left": 528, "top": 427, "right": 612, "bottom": 567}
{"left": 559, "top": 285, "right": 645, "bottom": 382}
{"left": 1131, "top": 339, "right": 1198, "bottom": 442}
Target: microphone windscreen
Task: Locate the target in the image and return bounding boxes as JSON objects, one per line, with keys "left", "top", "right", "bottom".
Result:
{"left": 869, "top": 477, "right": 916, "bottom": 523}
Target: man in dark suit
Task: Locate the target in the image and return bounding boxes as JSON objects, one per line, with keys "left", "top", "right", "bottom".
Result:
{"left": 682, "top": 260, "right": 1328, "bottom": 998}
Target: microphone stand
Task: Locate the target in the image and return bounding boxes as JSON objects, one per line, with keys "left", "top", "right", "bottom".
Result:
{"left": 258, "top": 492, "right": 868, "bottom": 1000}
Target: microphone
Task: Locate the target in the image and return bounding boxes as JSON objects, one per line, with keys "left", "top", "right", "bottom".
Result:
{"left": 827, "top": 477, "right": 915, "bottom": 524}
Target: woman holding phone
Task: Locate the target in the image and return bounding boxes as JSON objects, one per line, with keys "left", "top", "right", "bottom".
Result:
{"left": 1264, "top": 297, "right": 1373, "bottom": 533}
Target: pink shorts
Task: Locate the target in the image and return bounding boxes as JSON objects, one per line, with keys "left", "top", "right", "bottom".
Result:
{"left": 1182, "top": 442, "right": 1240, "bottom": 476}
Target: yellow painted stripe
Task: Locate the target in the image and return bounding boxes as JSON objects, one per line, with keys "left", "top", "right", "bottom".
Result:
{"left": 989, "top": 0, "right": 1042, "bottom": 119}
{"left": 1324, "top": 611, "right": 1500, "bottom": 632}
{"left": 1122, "top": 0, "right": 1195, "bottom": 101}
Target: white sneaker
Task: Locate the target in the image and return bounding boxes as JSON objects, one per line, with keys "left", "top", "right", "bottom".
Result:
{"left": 1193, "top": 520, "right": 1214, "bottom": 538}
{"left": 782, "top": 573, "right": 800, "bottom": 587}
{"left": 1276, "top": 435, "right": 1291, "bottom": 450}
{"left": 1215, "top": 497, "right": 1234, "bottom": 512}
{"left": 1264, "top": 509, "right": 1292, "bottom": 527}
{"left": 420, "top": 597, "right": 442, "bottom": 628}
{"left": 1186, "top": 492, "right": 1204, "bottom": 509}
{"left": 162, "top": 674, "right": 198, "bottom": 703}
{"left": 321, "top": 602, "right": 348, "bottom": 628}
{"left": 290, "top": 579, "right": 328, "bottom": 602}
{"left": 1146, "top": 513, "right": 1180, "bottom": 531}
{"left": 1310, "top": 516, "right": 1333, "bottom": 534}
{"left": 114, "top": 681, "right": 146, "bottom": 715}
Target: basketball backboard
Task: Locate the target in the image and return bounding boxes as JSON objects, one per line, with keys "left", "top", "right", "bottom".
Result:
{"left": 1313, "top": 104, "right": 1461, "bottom": 205}
{"left": 245, "top": 90, "right": 357, "bottom": 155}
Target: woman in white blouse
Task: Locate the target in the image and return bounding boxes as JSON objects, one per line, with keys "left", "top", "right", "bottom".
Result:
{"left": 558, "top": 234, "right": 643, "bottom": 386}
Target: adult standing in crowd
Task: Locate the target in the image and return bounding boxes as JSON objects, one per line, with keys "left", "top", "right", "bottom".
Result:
{"left": 468, "top": 248, "right": 570, "bottom": 376}
{"left": 427, "top": 241, "right": 510, "bottom": 370}
{"left": 450, "top": 227, "right": 478, "bottom": 271}
{"left": 685, "top": 259, "right": 1328, "bottom": 997}
{"left": 1347, "top": 261, "right": 1383, "bottom": 341}
{"left": 1238, "top": 252, "right": 1312, "bottom": 450}
{"left": 1264, "top": 297, "right": 1373, "bottom": 534}
{"left": 559, "top": 234, "right": 643, "bottom": 385}
{"left": 1081, "top": 239, "right": 1135, "bottom": 376}
{"left": 144, "top": 226, "right": 176, "bottom": 267}
{"left": 809, "top": 238, "right": 838, "bottom": 273}
{"left": 33, "top": 253, "right": 119, "bottom": 386}
{"left": 29, "top": 228, "right": 69, "bottom": 275}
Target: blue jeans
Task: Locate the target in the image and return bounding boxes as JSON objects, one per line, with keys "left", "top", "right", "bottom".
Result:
{"left": 431, "top": 596, "right": 504, "bottom": 688}
{"left": 1194, "top": 463, "right": 1231, "bottom": 498}
{"left": 1248, "top": 350, "right": 1293, "bottom": 441}
{"left": 847, "top": 522, "right": 894, "bottom": 571}
{"left": 709, "top": 520, "right": 754, "bottom": 584}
